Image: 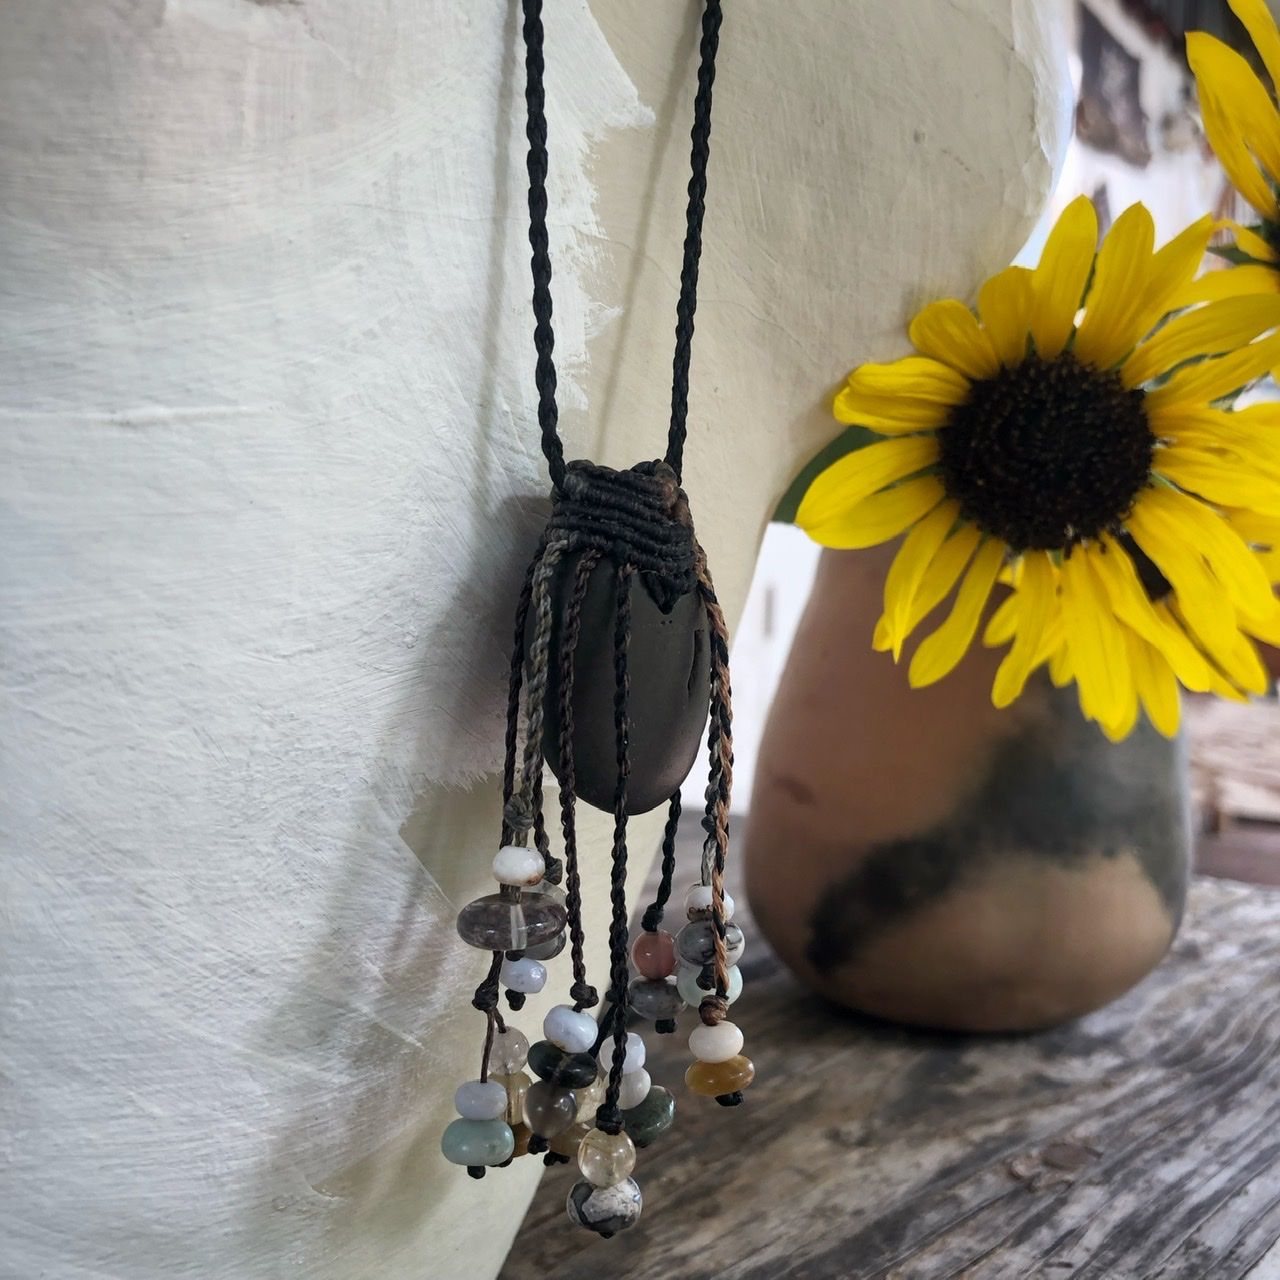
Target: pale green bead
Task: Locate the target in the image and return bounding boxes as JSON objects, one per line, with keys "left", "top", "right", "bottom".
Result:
{"left": 440, "top": 1117, "right": 515, "bottom": 1167}
{"left": 676, "top": 962, "right": 742, "bottom": 1008}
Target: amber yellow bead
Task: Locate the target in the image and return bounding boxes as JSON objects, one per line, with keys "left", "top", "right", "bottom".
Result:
{"left": 684, "top": 1053, "right": 755, "bottom": 1097}
{"left": 491, "top": 1070, "right": 532, "bottom": 1126}
{"left": 549, "top": 1121, "right": 593, "bottom": 1158}
{"left": 510, "top": 1122, "right": 534, "bottom": 1158}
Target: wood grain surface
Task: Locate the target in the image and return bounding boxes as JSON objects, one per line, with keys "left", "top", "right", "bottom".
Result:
{"left": 500, "top": 868, "right": 1280, "bottom": 1280}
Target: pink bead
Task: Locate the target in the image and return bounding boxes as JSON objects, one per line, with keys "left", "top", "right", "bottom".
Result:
{"left": 631, "top": 929, "right": 676, "bottom": 979}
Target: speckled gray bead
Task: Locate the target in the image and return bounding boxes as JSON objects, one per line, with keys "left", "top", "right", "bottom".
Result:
{"left": 627, "top": 976, "right": 684, "bottom": 1021}
{"left": 456, "top": 891, "right": 566, "bottom": 952}
{"left": 674, "top": 918, "right": 744, "bottom": 968}
{"left": 566, "top": 1176, "right": 642, "bottom": 1237}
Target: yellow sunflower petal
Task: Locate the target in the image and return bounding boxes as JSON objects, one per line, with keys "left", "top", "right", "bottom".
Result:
{"left": 908, "top": 300, "right": 1000, "bottom": 381}
{"left": 796, "top": 435, "right": 940, "bottom": 531}
{"left": 991, "top": 552, "right": 1057, "bottom": 708}
{"left": 834, "top": 356, "right": 970, "bottom": 432}
{"left": 908, "top": 539, "right": 1005, "bottom": 687}
{"left": 978, "top": 266, "right": 1036, "bottom": 367}
{"left": 802, "top": 474, "right": 946, "bottom": 550}
{"left": 1188, "top": 32, "right": 1280, "bottom": 218}
{"left": 1144, "top": 215, "right": 1217, "bottom": 319}
{"left": 1145, "top": 331, "right": 1280, "bottom": 410}
{"left": 1168, "top": 264, "right": 1280, "bottom": 308}
{"left": 1121, "top": 293, "right": 1280, "bottom": 387}
{"left": 1030, "top": 195, "right": 1099, "bottom": 359}
{"left": 1074, "top": 203, "right": 1155, "bottom": 369}
{"left": 881, "top": 500, "right": 963, "bottom": 660}
{"left": 1060, "top": 550, "right": 1129, "bottom": 726}
{"left": 1126, "top": 631, "right": 1182, "bottom": 736}
{"left": 1049, "top": 643, "right": 1073, "bottom": 689}
{"left": 874, "top": 523, "right": 983, "bottom": 653}
{"left": 1155, "top": 448, "right": 1280, "bottom": 515}
{"left": 1223, "top": 219, "right": 1278, "bottom": 263}
{"left": 1230, "top": 0, "right": 1280, "bottom": 96}
{"left": 983, "top": 592, "right": 1020, "bottom": 647}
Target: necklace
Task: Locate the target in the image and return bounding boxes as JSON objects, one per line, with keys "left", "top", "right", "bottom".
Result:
{"left": 444, "top": 0, "right": 751, "bottom": 1239}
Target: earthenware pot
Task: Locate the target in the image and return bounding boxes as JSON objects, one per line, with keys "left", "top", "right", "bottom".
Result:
{"left": 744, "top": 547, "right": 1191, "bottom": 1032}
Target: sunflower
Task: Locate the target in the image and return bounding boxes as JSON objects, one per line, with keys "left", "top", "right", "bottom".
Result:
{"left": 796, "top": 195, "right": 1280, "bottom": 739}
{"left": 1186, "top": 0, "right": 1280, "bottom": 301}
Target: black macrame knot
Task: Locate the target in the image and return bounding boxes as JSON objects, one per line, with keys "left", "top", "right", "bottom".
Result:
{"left": 503, "top": 795, "right": 535, "bottom": 834}
{"left": 569, "top": 980, "right": 599, "bottom": 1009}
{"left": 547, "top": 460, "right": 697, "bottom": 612}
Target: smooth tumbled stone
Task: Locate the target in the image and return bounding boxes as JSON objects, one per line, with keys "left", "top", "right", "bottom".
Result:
{"left": 685, "top": 1053, "right": 755, "bottom": 1097}
{"left": 490, "top": 1070, "right": 531, "bottom": 1126}
{"left": 491, "top": 844, "right": 545, "bottom": 887}
{"left": 689, "top": 1019, "right": 744, "bottom": 1063}
{"left": 622, "top": 1085, "right": 675, "bottom": 1149}
{"left": 456, "top": 892, "right": 566, "bottom": 952}
{"left": 527, "top": 1040, "right": 598, "bottom": 1088}
{"left": 549, "top": 1120, "right": 592, "bottom": 1158}
{"left": 440, "top": 1117, "right": 514, "bottom": 1167}
{"left": 630, "top": 930, "right": 676, "bottom": 979}
{"left": 676, "top": 961, "right": 743, "bottom": 1008}
{"left": 578, "top": 1127, "right": 636, "bottom": 1187}
{"left": 617, "top": 1067, "right": 650, "bottom": 1111}
{"left": 628, "top": 976, "right": 683, "bottom": 1021}
{"left": 675, "top": 919, "right": 744, "bottom": 968}
{"left": 684, "top": 883, "right": 735, "bottom": 920}
{"left": 532, "top": 878, "right": 568, "bottom": 908}
{"left": 566, "top": 1177, "right": 643, "bottom": 1237}
{"left": 523, "top": 929, "right": 567, "bottom": 962}
{"left": 500, "top": 954, "right": 548, "bottom": 995}
{"left": 544, "top": 1004, "right": 597, "bottom": 1054}
{"left": 524, "top": 1079, "right": 578, "bottom": 1137}
{"left": 489, "top": 1026, "right": 529, "bottom": 1074}
{"left": 454, "top": 1079, "right": 506, "bottom": 1120}
{"left": 510, "top": 1121, "right": 534, "bottom": 1158}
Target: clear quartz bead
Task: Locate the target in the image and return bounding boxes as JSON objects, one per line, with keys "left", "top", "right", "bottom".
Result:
{"left": 577, "top": 1127, "right": 637, "bottom": 1187}
{"left": 616, "top": 1067, "right": 650, "bottom": 1111}
{"left": 689, "top": 1019, "right": 744, "bottom": 1063}
{"left": 490, "top": 1070, "right": 531, "bottom": 1126}
{"left": 456, "top": 891, "right": 566, "bottom": 951}
{"left": 573, "top": 1076, "right": 606, "bottom": 1123}
{"left": 489, "top": 1026, "right": 530, "bottom": 1074}
{"left": 524, "top": 1079, "right": 578, "bottom": 1138}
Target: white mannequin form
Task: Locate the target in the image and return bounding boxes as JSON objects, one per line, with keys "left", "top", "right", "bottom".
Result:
{"left": 1, "top": 3, "right": 1069, "bottom": 1277}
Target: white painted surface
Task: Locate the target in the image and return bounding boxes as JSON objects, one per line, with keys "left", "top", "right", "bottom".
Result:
{"left": 0, "top": 3, "right": 1068, "bottom": 1277}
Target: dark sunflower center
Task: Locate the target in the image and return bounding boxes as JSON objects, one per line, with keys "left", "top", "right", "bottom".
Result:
{"left": 936, "top": 351, "right": 1154, "bottom": 552}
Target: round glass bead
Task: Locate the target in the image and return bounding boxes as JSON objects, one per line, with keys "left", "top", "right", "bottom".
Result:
{"left": 573, "top": 1075, "right": 606, "bottom": 1123}
{"left": 689, "top": 1019, "right": 744, "bottom": 1063}
{"left": 524, "top": 1079, "right": 578, "bottom": 1137}
{"left": 456, "top": 892, "right": 566, "bottom": 952}
{"left": 440, "top": 1117, "right": 515, "bottom": 1167}
{"left": 622, "top": 1085, "right": 675, "bottom": 1149}
{"left": 684, "top": 883, "right": 735, "bottom": 920}
{"left": 675, "top": 918, "right": 744, "bottom": 968}
{"left": 676, "top": 961, "right": 743, "bottom": 1008}
{"left": 566, "top": 1177, "right": 642, "bottom": 1238}
{"left": 489, "top": 1026, "right": 529, "bottom": 1073}
{"left": 549, "top": 1120, "right": 592, "bottom": 1158}
{"left": 627, "top": 976, "right": 683, "bottom": 1021}
{"left": 617, "top": 1067, "right": 650, "bottom": 1111}
{"left": 630, "top": 930, "right": 676, "bottom": 979}
{"left": 685, "top": 1053, "right": 755, "bottom": 1097}
{"left": 523, "top": 929, "right": 567, "bottom": 962}
{"left": 532, "top": 878, "right": 568, "bottom": 908}
{"left": 578, "top": 1127, "right": 636, "bottom": 1187}
{"left": 491, "top": 843, "right": 546, "bottom": 887}
{"left": 453, "top": 1079, "right": 506, "bottom": 1120}
{"left": 544, "top": 1004, "right": 597, "bottom": 1054}
{"left": 490, "top": 1071, "right": 531, "bottom": 1126}
{"left": 510, "top": 1122, "right": 533, "bottom": 1158}
{"left": 500, "top": 955, "right": 547, "bottom": 995}
{"left": 527, "top": 1040, "right": 598, "bottom": 1089}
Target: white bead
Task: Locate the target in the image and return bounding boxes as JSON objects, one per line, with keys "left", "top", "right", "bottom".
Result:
{"left": 688, "top": 1020, "right": 744, "bottom": 1064}
{"left": 500, "top": 955, "right": 547, "bottom": 994}
{"left": 617, "top": 1067, "right": 651, "bottom": 1111}
{"left": 599, "top": 1030, "right": 645, "bottom": 1074}
{"left": 491, "top": 844, "right": 546, "bottom": 887}
{"left": 544, "top": 1004, "right": 597, "bottom": 1054}
{"left": 454, "top": 1079, "right": 507, "bottom": 1120}
{"left": 684, "top": 883, "right": 735, "bottom": 920}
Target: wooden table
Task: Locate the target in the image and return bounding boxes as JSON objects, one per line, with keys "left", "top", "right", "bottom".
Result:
{"left": 500, "top": 874, "right": 1280, "bottom": 1279}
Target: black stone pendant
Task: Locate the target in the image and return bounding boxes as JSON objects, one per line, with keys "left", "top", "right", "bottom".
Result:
{"left": 539, "top": 547, "right": 710, "bottom": 815}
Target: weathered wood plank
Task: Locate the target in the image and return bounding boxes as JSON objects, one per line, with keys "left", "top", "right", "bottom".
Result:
{"left": 500, "top": 872, "right": 1280, "bottom": 1280}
